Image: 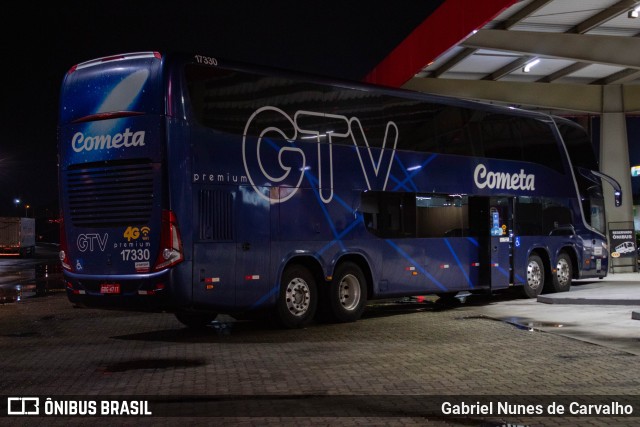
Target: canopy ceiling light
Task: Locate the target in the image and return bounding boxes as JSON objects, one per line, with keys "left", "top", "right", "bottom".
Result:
{"left": 523, "top": 59, "right": 540, "bottom": 73}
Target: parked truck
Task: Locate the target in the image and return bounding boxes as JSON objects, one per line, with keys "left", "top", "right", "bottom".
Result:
{"left": 0, "top": 217, "right": 36, "bottom": 257}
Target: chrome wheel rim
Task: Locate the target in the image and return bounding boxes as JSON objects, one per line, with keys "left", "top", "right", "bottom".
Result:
{"left": 526, "top": 260, "right": 543, "bottom": 290}
{"left": 285, "top": 277, "right": 311, "bottom": 317}
{"left": 338, "top": 274, "right": 361, "bottom": 311}
{"left": 556, "top": 257, "right": 570, "bottom": 287}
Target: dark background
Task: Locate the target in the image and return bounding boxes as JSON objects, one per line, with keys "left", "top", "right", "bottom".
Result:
{"left": 8, "top": 2, "right": 638, "bottom": 242}
{"left": 1, "top": 1, "right": 436, "bottom": 227}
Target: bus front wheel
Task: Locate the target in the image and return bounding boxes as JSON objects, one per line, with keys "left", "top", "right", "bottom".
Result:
{"left": 327, "top": 262, "right": 368, "bottom": 323}
{"left": 551, "top": 252, "right": 572, "bottom": 293}
{"left": 522, "top": 254, "right": 544, "bottom": 298}
{"left": 276, "top": 265, "right": 318, "bottom": 328}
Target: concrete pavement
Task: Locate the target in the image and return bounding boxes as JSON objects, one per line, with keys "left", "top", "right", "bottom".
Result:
{"left": 464, "top": 272, "right": 640, "bottom": 356}
{"left": 1, "top": 270, "right": 640, "bottom": 425}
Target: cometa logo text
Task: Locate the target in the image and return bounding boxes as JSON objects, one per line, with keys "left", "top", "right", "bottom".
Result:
{"left": 473, "top": 163, "right": 535, "bottom": 191}
{"left": 71, "top": 129, "right": 146, "bottom": 152}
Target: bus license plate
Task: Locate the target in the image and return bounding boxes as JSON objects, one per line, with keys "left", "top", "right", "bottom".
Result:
{"left": 100, "top": 284, "right": 120, "bottom": 294}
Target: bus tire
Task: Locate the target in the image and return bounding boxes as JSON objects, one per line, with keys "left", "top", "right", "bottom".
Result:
{"left": 328, "top": 262, "right": 368, "bottom": 323}
{"left": 522, "top": 254, "right": 544, "bottom": 298}
{"left": 276, "top": 264, "right": 317, "bottom": 328}
{"left": 551, "top": 252, "right": 572, "bottom": 293}
{"left": 175, "top": 311, "right": 218, "bottom": 329}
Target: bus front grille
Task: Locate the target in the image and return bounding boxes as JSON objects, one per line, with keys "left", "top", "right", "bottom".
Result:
{"left": 65, "top": 161, "right": 154, "bottom": 227}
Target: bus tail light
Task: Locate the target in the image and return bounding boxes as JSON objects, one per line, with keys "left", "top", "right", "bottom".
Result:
{"left": 58, "top": 216, "right": 72, "bottom": 271}
{"left": 154, "top": 210, "right": 184, "bottom": 271}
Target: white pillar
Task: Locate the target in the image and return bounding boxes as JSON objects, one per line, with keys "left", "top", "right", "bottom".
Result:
{"left": 600, "top": 85, "right": 632, "bottom": 223}
{"left": 600, "top": 85, "right": 634, "bottom": 271}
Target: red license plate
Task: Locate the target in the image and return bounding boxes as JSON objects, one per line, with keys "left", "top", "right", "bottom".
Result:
{"left": 100, "top": 284, "right": 120, "bottom": 294}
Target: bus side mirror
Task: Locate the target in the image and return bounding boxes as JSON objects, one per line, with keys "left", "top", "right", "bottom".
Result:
{"left": 589, "top": 170, "right": 622, "bottom": 208}
{"left": 614, "top": 191, "right": 622, "bottom": 207}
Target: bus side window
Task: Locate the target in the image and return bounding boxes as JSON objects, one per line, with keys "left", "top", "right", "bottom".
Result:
{"left": 479, "top": 114, "right": 523, "bottom": 162}
{"left": 416, "top": 194, "right": 468, "bottom": 238}
{"left": 361, "top": 192, "right": 416, "bottom": 238}
{"left": 515, "top": 199, "right": 543, "bottom": 236}
{"left": 361, "top": 192, "right": 380, "bottom": 236}
{"left": 381, "top": 197, "right": 401, "bottom": 235}
{"left": 542, "top": 205, "right": 573, "bottom": 235}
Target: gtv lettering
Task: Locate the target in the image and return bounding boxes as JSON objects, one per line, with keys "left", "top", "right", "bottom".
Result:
{"left": 473, "top": 163, "right": 535, "bottom": 191}
{"left": 71, "top": 128, "right": 145, "bottom": 153}
{"left": 242, "top": 106, "right": 398, "bottom": 204}
{"left": 77, "top": 233, "right": 108, "bottom": 252}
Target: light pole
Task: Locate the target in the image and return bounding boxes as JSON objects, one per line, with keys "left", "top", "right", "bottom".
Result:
{"left": 25, "top": 204, "right": 30, "bottom": 217}
{"left": 13, "top": 198, "right": 20, "bottom": 215}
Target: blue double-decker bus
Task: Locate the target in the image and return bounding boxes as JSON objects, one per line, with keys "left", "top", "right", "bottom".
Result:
{"left": 57, "top": 52, "right": 621, "bottom": 328}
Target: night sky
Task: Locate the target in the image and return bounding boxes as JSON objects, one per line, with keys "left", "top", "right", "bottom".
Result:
{"left": 0, "top": 1, "right": 434, "bottom": 220}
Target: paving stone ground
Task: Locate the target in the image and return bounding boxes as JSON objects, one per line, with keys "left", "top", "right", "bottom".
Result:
{"left": 0, "top": 293, "right": 638, "bottom": 426}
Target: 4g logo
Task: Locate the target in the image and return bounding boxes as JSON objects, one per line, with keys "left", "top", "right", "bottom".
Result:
{"left": 123, "top": 226, "right": 151, "bottom": 242}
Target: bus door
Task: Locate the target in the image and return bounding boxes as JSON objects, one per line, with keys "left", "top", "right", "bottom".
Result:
{"left": 469, "top": 197, "right": 513, "bottom": 290}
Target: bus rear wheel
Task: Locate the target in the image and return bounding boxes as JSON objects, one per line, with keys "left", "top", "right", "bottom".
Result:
{"left": 522, "top": 254, "right": 544, "bottom": 298}
{"left": 276, "top": 265, "right": 317, "bottom": 328}
{"left": 551, "top": 252, "right": 572, "bottom": 293}
{"left": 175, "top": 311, "right": 218, "bottom": 329}
{"left": 327, "top": 262, "right": 368, "bottom": 323}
